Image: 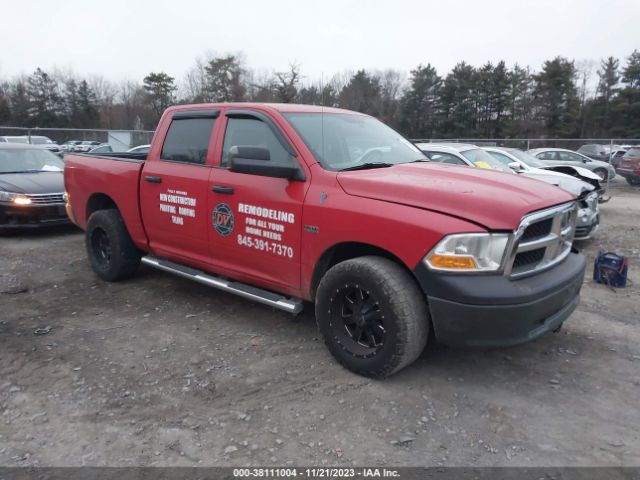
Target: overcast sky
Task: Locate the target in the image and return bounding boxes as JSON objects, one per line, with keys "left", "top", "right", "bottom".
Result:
{"left": 2, "top": 0, "right": 639, "bottom": 85}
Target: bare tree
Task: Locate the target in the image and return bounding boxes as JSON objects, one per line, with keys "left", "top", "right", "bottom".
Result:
{"left": 273, "top": 63, "right": 301, "bottom": 103}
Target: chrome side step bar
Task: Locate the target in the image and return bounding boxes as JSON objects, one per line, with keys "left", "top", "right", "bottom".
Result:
{"left": 141, "top": 256, "right": 304, "bottom": 315}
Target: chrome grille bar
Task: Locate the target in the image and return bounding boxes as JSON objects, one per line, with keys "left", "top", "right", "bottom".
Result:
{"left": 505, "top": 202, "right": 577, "bottom": 278}
{"left": 25, "top": 193, "right": 66, "bottom": 205}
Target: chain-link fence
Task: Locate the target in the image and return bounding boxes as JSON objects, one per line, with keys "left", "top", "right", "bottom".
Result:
{"left": 411, "top": 138, "right": 640, "bottom": 151}
{"left": 0, "top": 126, "right": 155, "bottom": 152}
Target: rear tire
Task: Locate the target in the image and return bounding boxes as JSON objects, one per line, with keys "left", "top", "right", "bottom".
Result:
{"left": 315, "top": 256, "right": 429, "bottom": 378}
{"left": 86, "top": 209, "right": 141, "bottom": 281}
{"left": 626, "top": 176, "right": 640, "bottom": 186}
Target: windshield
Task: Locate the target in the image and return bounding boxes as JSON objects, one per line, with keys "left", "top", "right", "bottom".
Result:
{"left": 460, "top": 148, "right": 510, "bottom": 172}
{"left": 509, "top": 149, "right": 546, "bottom": 168}
{"left": 0, "top": 148, "right": 65, "bottom": 173}
{"left": 284, "top": 113, "right": 426, "bottom": 170}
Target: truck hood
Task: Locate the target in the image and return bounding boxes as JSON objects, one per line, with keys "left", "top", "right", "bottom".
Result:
{"left": 336, "top": 163, "right": 575, "bottom": 230}
{"left": 0, "top": 172, "right": 65, "bottom": 194}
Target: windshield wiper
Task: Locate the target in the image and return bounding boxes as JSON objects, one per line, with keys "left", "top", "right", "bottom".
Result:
{"left": 1, "top": 169, "right": 42, "bottom": 174}
{"left": 340, "top": 162, "right": 394, "bottom": 172}
{"left": 408, "top": 158, "right": 430, "bottom": 163}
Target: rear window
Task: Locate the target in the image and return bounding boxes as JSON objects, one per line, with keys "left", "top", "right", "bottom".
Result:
{"left": 161, "top": 118, "right": 215, "bottom": 165}
{"left": 624, "top": 148, "right": 640, "bottom": 157}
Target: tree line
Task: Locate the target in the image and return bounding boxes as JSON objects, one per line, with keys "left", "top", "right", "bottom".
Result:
{"left": 1, "top": 50, "right": 639, "bottom": 138}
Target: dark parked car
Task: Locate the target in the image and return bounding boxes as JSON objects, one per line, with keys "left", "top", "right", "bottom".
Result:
{"left": 577, "top": 144, "right": 610, "bottom": 162}
{"left": 0, "top": 144, "right": 70, "bottom": 231}
{"left": 616, "top": 148, "right": 640, "bottom": 185}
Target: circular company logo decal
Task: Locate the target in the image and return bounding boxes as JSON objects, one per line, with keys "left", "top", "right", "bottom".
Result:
{"left": 212, "top": 203, "right": 234, "bottom": 236}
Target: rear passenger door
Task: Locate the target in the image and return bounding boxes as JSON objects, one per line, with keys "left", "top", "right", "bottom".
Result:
{"left": 207, "top": 110, "right": 307, "bottom": 292}
{"left": 140, "top": 110, "right": 218, "bottom": 265}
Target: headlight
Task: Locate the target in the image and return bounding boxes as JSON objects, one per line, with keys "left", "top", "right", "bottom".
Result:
{"left": 425, "top": 233, "right": 510, "bottom": 272}
{"left": 0, "top": 191, "right": 31, "bottom": 205}
{"left": 13, "top": 195, "right": 32, "bottom": 205}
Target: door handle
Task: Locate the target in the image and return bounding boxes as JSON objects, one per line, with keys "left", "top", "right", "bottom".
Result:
{"left": 144, "top": 176, "right": 162, "bottom": 184}
{"left": 212, "top": 185, "right": 234, "bottom": 195}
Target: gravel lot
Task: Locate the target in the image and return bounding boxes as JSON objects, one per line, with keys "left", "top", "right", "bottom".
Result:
{"left": 1, "top": 179, "right": 639, "bottom": 467}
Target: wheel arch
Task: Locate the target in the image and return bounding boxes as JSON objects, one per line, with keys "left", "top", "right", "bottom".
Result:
{"left": 309, "top": 241, "right": 416, "bottom": 301}
{"left": 85, "top": 193, "right": 118, "bottom": 221}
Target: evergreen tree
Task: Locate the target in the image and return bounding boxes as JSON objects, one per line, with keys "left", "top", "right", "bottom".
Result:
{"left": 26, "top": 68, "right": 63, "bottom": 127}
{"left": 143, "top": 72, "right": 177, "bottom": 122}
{"left": 9, "top": 81, "right": 30, "bottom": 126}
{"left": 77, "top": 80, "right": 100, "bottom": 127}
{"left": 504, "top": 65, "right": 535, "bottom": 136}
{"left": 621, "top": 49, "right": 640, "bottom": 89}
{"left": 595, "top": 57, "right": 619, "bottom": 133}
{"left": 0, "top": 84, "right": 11, "bottom": 124}
{"left": 533, "top": 57, "right": 579, "bottom": 137}
{"left": 203, "top": 55, "right": 246, "bottom": 102}
{"left": 338, "top": 70, "right": 382, "bottom": 117}
{"left": 400, "top": 64, "right": 441, "bottom": 139}
{"left": 439, "top": 62, "right": 477, "bottom": 137}
{"left": 63, "top": 79, "right": 80, "bottom": 127}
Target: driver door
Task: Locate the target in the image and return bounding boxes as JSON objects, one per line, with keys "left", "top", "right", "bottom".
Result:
{"left": 207, "top": 111, "right": 307, "bottom": 292}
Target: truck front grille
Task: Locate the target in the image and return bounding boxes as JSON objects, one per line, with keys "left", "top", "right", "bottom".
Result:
{"left": 521, "top": 218, "right": 552, "bottom": 241}
{"left": 25, "top": 193, "right": 66, "bottom": 205}
{"left": 506, "top": 202, "right": 577, "bottom": 278}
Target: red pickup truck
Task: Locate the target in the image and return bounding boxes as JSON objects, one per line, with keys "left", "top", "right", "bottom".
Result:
{"left": 65, "top": 103, "right": 586, "bottom": 377}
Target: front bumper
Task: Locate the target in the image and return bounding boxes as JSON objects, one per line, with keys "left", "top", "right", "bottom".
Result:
{"left": 0, "top": 203, "right": 70, "bottom": 229}
{"left": 616, "top": 168, "right": 639, "bottom": 179}
{"left": 575, "top": 210, "right": 599, "bottom": 240}
{"left": 413, "top": 251, "right": 586, "bottom": 347}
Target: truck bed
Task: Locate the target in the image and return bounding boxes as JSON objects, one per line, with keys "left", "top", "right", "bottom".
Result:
{"left": 82, "top": 152, "right": 148, "bottom": 162}
{"left": 64, "top": 153, "right": 148, "bottom": 249}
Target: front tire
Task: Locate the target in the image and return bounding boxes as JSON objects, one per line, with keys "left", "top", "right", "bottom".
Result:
{"left": 86, "top": 209, "right": 141, "bottom": 281}
{"left": 594, "top": 168, "right": 608, "bottom": 181}
{"left": 315, "top": 256, "right": 429, "bottom": 378}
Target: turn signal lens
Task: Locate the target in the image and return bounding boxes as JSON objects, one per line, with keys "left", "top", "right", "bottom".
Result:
{"left": 13, "top": 196, "right": 32, "bottom": 206}
{"left": 428, "top": 255, "right": 478, "bottom": 270}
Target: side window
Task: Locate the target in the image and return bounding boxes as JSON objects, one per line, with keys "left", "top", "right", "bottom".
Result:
{"left": 222, "top": 118, "right": 290, "bottom": 167}
{"left": 161, "top": 117, "right": 215, "bottom": 165}
{"left": 426, "top": 152, "right": 467, "bottom": 165}
{"left": 558, "top": 151, "right": 582, "bottom": 162}
{"left": 488, "top": 151, "right": 513, "bottom": 166}
{"left": 538, "top": 151, "right": 556, "bottom": 161}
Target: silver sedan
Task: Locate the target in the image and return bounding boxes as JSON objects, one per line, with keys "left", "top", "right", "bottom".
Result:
{"left": 527, "top": 148, "right": 616, "bottom": 181}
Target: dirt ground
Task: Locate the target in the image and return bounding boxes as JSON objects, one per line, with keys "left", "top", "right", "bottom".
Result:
{"left": 1, "top": 179, "right": 639, "bottom": 467}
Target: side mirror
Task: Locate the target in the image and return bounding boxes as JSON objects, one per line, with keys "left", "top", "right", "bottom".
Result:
{"left": 228, "top": 145, "right": 303, "bottom": 180}
{"left": 508, "top": 162, "right": 523, "bottom": 172}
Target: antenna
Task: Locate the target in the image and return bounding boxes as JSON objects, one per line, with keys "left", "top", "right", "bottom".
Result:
{"left": 321, "top": 71, "right": 325, "bottom": 163}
